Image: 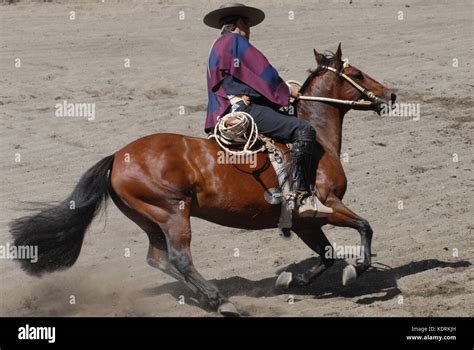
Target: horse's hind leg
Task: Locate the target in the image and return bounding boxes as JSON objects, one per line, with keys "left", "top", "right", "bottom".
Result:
{"left": 326, "top": 198, "right": 373, "bottom": 286}
{"left": 136, "top": 199, "right": 238, "bottom": 316}
{"left": 276, "top": 227, "right": 335, "bottom": 289}
{"left": 142, "top": 223, "right": 199, "bottom": 294}
{"left": 164, "top": 217, "right": 239, "bottom": 316}
{"left": 110, "top": 192, "right": 198, "bottom": 293}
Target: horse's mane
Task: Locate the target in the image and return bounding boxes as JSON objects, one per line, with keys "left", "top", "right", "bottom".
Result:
{"left": 299, "top": 51, "right": 337, "bottom": 94}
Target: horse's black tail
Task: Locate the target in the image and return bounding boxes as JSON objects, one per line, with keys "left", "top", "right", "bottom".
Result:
{"left": 9, "top": 155, "right": 115, "bottom": 276}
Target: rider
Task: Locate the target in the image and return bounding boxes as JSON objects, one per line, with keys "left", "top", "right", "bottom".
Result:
{"left": 204, "top": 3, "right": 333, "bottom": 217}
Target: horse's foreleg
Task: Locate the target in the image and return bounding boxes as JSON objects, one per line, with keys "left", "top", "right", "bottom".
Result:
{"left": 326, "top": 198, "right": 373, "bottom": 286}
{"left": 276, "top": 227, "right": 335, "bottom": 289}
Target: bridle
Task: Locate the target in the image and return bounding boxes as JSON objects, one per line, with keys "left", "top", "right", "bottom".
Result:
{"left": 289, "top": 62, "right": 382, "bottom": 107}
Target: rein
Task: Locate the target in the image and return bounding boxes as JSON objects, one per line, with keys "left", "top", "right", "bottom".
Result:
{"left": 288, "top": 64, "right": 381, "bottom": 107}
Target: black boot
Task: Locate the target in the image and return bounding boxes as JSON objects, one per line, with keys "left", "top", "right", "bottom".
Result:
{"left": 289, "top": 128, "right": 314, "bottom": 200}
{"left": 288, "top": 128, "right": 333, "bottom": 217}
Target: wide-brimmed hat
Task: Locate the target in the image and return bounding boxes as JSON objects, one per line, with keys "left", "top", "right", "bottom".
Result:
{"left": 203, "top": 3, "right": 265, "bottom": 29}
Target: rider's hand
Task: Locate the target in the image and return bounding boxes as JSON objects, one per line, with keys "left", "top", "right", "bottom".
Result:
{"left": 242, "top": 95, "right": 251, "bottom": 106}
{"left": 290, "top": 85, "right": 301, "bottom": 100}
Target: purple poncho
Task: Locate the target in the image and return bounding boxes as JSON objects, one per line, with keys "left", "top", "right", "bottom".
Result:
{"left": 205, "top": 33, "right": 290, "bottom": 131}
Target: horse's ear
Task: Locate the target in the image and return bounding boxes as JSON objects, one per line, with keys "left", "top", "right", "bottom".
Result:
{"left": 335, "top": 43, "right": 343, "bottom": 71}
{"left": 313, "top": 49, "right": 325, "bottom": 66}
{"left": 335, "top": 43, "right": 342, "bottom": 61}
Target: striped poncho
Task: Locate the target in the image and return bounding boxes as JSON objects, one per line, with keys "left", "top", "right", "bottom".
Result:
{"left": 205, "top": 33, "right": 290, "bottom": 132}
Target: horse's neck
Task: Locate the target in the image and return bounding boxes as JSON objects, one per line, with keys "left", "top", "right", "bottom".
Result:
{"left": 297, "top": 100, "right": 346, "bottom": 156}
{"left": 296, "top": 73, "right": 348, "bottom": 155}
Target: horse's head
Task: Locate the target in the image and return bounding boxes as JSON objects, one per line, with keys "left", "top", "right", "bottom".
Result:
{"left": 308, "top": 43, "right": 396, "bottom": 115}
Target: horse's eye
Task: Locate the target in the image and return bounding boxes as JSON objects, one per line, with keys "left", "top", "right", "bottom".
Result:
{"left": 353, "top": 71, "right": 364, "bottom": 79}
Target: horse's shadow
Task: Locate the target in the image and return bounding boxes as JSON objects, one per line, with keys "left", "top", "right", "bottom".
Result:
{"left": 141, "top": 259, "right": 470, "bottom": 309}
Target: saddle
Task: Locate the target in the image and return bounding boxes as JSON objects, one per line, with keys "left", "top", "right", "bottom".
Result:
{"left": 209, "top": 112, "right": 293, "bottom": 234}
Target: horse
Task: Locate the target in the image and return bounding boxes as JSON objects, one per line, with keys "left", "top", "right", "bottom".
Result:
{"left": 10, "top": 44, "right": 396, "bottom": 317}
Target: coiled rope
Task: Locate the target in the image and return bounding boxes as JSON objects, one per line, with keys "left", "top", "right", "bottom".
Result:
{"left": 209, "top": 111, "right": 265, "bottom": 155}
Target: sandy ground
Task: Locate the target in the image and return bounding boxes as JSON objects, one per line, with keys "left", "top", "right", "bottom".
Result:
{"left": 0, "top": 0, "right": 473, "bottom": 317}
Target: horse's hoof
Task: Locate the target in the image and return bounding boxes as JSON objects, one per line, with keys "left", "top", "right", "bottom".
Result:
{"left": 275, "top": 271, "right": 293, "bottom": 289}
{"left": 218, "top": 302, "right": 240, "bottom": 317}
{"left": 342, "top": 264, "right": 357, "bottom": 286}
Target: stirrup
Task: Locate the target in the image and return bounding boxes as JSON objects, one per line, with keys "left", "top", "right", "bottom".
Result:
{"left": 297, "top": 193, "right": 333, "bottom": 218}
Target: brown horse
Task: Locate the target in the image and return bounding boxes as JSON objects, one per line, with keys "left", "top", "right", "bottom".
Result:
{"left": 11, "top": 44, "right": 396, "bottom": 316}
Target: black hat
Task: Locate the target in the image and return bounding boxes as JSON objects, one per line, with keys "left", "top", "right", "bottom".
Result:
{"left": 203, "top": 3, "right": 265, "bottom": 29}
